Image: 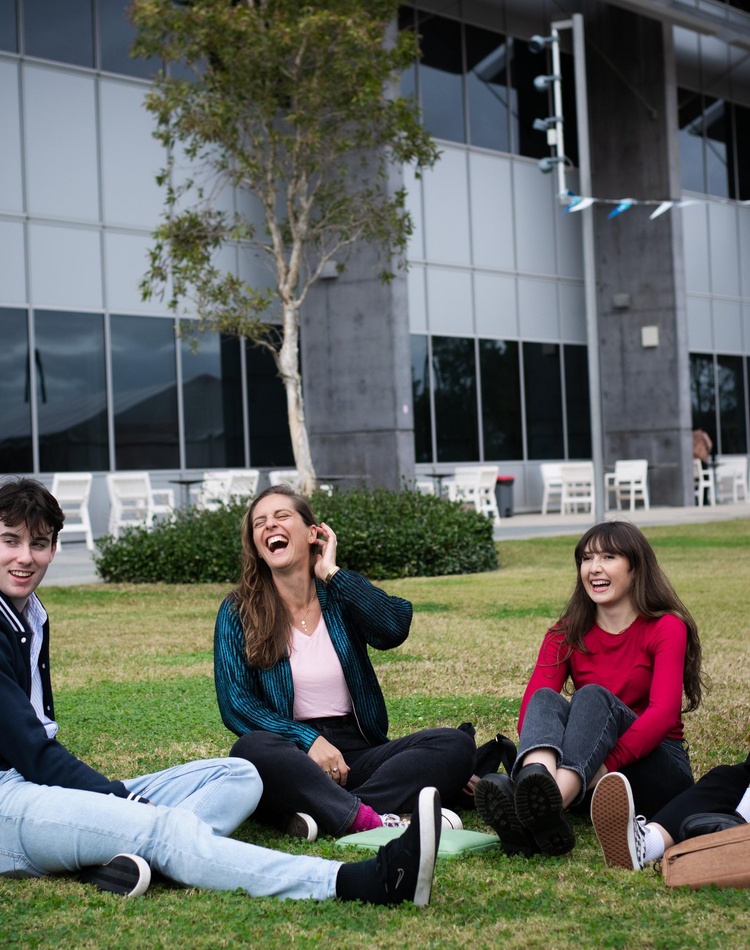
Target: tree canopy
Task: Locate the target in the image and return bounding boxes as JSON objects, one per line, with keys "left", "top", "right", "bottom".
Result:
{"left": 132, "top": 0, "right": 438, "bottom": 491}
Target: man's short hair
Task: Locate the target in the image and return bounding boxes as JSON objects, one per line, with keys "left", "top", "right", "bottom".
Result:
{"left": 0, "top": 477, "right": 65, "bottom": 545}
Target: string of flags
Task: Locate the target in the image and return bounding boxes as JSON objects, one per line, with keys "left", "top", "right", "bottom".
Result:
{"left": 561, "top": 190, "right": 750, "bottom": 220}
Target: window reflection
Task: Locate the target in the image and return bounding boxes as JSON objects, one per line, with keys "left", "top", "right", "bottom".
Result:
{"left": 181, "top": 329, "right": 244, "bottom": 469}
{"left": 245, "top": 342, "right": 294, "bottom": 467}
{"left": 523, "top": 342, "right": 563, "bottom": 459}
{"left": 23, "top": 0, "right": 94, "bottom": 68}
{"left": 111, "top": 314, "right": 179, "bottom": 469}
{"left": 564, "top": 344, "right": 591, "bottom": 459}
{"left": 0, "top": 0, "right": 17, "bottom": 52}
{"left": 415, "top": 12, "right": 465, "bottom": 144}
{"left": 717, "top": 354, "right": 747, "bottom": 454}
{"left": 465, "top": 25, "right": 510, "bottom": 153}
{"left": 0, "top": 308, "right": 32, "bottom": 473}
{"left": 35, "top": 310, "right": 108, "bottom": 471}
{"left": 410, "top": 334, "right": 433, "bottom": 463}
{"left": 98, "top": 0, "right": 159, "bottom": 77}
{"left": 432, "top": 336, "right": 479, "bottom": 462}
{"left": 479, "top": 339, "right": 521, "bottom": 459}
{"left": 690, "top": 353, "right": 716, "bottom": 440}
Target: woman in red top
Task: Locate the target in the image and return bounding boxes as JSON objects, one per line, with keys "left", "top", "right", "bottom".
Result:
{"left": 475, "top": 521, "right": 705, "bottom": 858}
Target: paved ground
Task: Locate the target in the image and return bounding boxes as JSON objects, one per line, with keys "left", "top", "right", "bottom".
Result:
{"left": 42, "top": 501, "right": 750, "bottom": 589}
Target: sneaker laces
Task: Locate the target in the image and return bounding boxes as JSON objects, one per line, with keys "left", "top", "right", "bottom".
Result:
{"left": 380, "top": 813, "right": 410, "bottom": 828}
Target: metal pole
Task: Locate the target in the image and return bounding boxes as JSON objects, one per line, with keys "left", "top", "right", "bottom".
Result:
{"left": 554, "top": 14, "right": 605, "bottom": 522}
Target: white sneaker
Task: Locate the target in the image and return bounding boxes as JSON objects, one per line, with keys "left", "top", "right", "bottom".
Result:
{"left": 381, "top": 808, "right": 462, "bottom": 832}
{"left": 591, "top": 772, "right": 647, "bottom": 870}
{"left": 286, "top": 812, "right": 318, "bottom": 841}
{"left": 79, "top": 853, "right": 151, "bottom": 897}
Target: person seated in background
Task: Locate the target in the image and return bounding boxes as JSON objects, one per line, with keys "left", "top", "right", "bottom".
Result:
{"left": 0, "top": 476, "right": 441, "bottom": 906}
{"left": 214, "top": 485, "right": 476, "bottom": 841}
{"left": 591, "top": 756, "right": 750, "bottom": 870}
{"left": 474, "top": 521, "right": 705, "bottom": 858}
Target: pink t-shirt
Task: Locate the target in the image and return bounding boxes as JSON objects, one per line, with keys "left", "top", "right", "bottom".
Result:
{"left": 289, "top": 615, "right": 352, "bottom": 721}
{"left": 518, "top": 614, "right": 687, "bottom": 773}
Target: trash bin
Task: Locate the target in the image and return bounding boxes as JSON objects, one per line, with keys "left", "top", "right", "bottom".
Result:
{"left": 495, "top": 475, "right": 514, "bottom": 518}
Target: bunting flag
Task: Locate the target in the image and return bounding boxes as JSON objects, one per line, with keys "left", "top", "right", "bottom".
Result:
{"left": 561, "top": 190, "right": 750, "bottom": 219}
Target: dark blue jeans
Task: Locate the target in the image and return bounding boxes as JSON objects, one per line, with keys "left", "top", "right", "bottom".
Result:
{"left": 231, "top": 716, "right": 475, "bottom": 836}
{"left": 513, "top": 685, "right": 694, "bottom": 819}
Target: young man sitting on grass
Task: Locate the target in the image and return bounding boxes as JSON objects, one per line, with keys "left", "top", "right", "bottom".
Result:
{"left": 0, "top": 476, "right": 441, "bottom": 906}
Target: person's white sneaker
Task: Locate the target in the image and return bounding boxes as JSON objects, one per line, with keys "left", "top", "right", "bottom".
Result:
{"left": 381, "top": 807, "right": 462, "bottom": 831}
{"left": 591, "top": 772, "right": 647, "bottom": 870}
{"left": 79, "top": 853, "right": 151, "bottom": 897}
{"left": 285, "top": 812, "right": 318, "bottom": 841}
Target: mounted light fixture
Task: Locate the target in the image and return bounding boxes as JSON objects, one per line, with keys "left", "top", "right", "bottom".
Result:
{"left": 533, "top": 116, "right": 563, "bottom": 132}
{"left": 534, "top": 73, "right": 561, "bottom": 91}
{"left": 538, "top": 156, "right": 566, "bottom": 173}
{"left": 529, "top": 33, "right": 555, "bottom": 53}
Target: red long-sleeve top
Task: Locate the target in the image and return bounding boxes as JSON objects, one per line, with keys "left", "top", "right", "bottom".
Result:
{"left": 518, "top": 614, "right": 687, "bottom": 773}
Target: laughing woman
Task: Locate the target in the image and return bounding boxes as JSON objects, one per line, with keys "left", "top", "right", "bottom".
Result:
{"left": 213, "top": 485, "right": 475, "bottom": 841}
{"left": 475, "top": 521, "right": 705, "bottom": 858}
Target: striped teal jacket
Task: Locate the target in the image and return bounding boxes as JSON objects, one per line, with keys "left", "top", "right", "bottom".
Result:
{"left": 213, "top": 569, "right": 413, "bottom": 751}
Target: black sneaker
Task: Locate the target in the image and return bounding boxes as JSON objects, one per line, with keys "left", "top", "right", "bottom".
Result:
{"left": 375, "top": 786, "right": 441, "bottom": 906}
{"left": 474, "top": 773, "right": 539, "bottom": 857}
{"left": 79, "top": 853, "right": 151, "bottom": 897}
{"left": 514, "top": 763, "right": 575, "bottom": 856}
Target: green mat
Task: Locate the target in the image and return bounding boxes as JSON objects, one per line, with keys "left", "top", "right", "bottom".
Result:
{"left": 335, "top": 827, "right": 500, "bottom": 859}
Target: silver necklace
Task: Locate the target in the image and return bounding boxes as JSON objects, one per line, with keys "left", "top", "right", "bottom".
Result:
{"left": 298, "top": 590, "right": 317, "bottom": 633}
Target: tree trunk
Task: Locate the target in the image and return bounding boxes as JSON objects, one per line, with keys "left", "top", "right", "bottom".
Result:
{"left": 278, "top": 302, "right": 317, "bottom": 495}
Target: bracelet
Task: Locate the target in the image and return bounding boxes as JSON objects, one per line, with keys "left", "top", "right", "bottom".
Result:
{"left": 323, "top": 567, "right": 340, "bottom": 585}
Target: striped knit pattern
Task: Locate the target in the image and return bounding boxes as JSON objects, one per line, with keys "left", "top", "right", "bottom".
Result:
{"left": 213, "top": 569, "right": 413, "bottom": 751}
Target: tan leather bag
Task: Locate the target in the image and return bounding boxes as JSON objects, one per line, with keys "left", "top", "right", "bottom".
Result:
{"left": 662, "top": 823, "right": 750, "bottom": 889}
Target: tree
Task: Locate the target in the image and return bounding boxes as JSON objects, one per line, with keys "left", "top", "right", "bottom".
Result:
{"left": 132, "top": 0, "right": 438, "bottom": 493}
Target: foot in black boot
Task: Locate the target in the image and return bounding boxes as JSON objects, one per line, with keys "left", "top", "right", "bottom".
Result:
{"left": 336, "top": 786, "right": 441, "bottom": 907}
{"left": 514, "top": 764, "right": 575, "bottom": 856}
{"left": 474, "top": 774, "right": 539, "bottom": 857}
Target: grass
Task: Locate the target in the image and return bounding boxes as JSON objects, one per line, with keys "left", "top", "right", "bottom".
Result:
{"left": 2, "top": 519, "right": 750, "bottom": 948}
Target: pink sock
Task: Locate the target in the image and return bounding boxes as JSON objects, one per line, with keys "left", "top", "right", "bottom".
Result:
{"left": 349, "top": 803, "right": 382, "bottom": 832}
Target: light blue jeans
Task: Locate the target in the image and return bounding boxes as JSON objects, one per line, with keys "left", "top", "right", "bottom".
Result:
{"left": 0, "top": 757, "right": 340, "bottom": 900}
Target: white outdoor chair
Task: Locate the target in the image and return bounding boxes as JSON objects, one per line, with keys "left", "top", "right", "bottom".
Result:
{"left": 192, "top": 471, "right": 231, "bottom": 510}
{"left": 714, "top": 457, "right": 748, "bottom": 504}
{"left": 605, "top": 459, "right": 650, "bottom": 510}
{"left": 268, "top": 469, "right": 301, "bottom": 491}
{"left": 540, "top": 463, "right": 563, "bottom": 515}
{"left": 693, "top": 458, "right": 716, "bottom": 507}
{"left": 106, "top": 472, "right": 175, "bottom": 539}
{"left": 226, "top": 469, "right": 260, "bottom": 502}
{"left": 560, "top": 462, "right": 595, "bottom": 515}
{"left": 445, "top": 465, "right": 500, "bottom": 522}
{"left": 51, "top": 472, "right": 94, "bottom": 551}
{"left": 414, "top": 479, "right": 436, "bottom": 496}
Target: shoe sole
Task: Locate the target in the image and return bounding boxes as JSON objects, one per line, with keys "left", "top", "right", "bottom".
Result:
{"left": 79, "top": 853, "right": 151, "bottom": 897}
{"left": 413, "top": 787, "right": 441, "bottom": 907}
{"left": 474, "top": 779, "right": 536, "bottom": 856}
{"left": 591, "top": 773, "right": 639, "bottom": 869}
{"left": 515, "top": 771, "right": 575, "bottom": 856}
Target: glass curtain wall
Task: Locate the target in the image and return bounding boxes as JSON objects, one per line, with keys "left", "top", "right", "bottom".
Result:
{"left": 690, "top": 353, "right": 749, "bottom": 455}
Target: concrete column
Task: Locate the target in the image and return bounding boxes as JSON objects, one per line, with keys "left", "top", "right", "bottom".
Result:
{"left": 584, "top": 2, "right": 694, "bottom": 505}
{"left": 301, "top": 240, "right": 415, "bottom": 491}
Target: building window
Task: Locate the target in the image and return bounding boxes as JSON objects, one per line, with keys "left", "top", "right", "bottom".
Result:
{"left": 23, "top": 0, "right": 95, "bottom": 68}
{"left": 690, "top": 353, "right": 716, "bottom": 444}
{"left": 478, "top": 339, "right": 522, "bottom": 459}
{"left": 465, "top": 23, "right": 511, "bottom": 153}
{"left": 181, "top": 329, "right": 244, "bottom": 469}
{"left": 245, "top": 343, "right": 294, "bottom": 468}
{"left": 432, "top": 335, "right": 479, "bottom": 462}
{"left": 690, "top": 352, "right": 749, "bottom": 455}
{"left": 0, "top": 308, "right": 32, "bottom": 473}
{"left": 678, "top": 88, "right": 749, "bottom": 199}
{"left": 523, "top": 342, "right": 564, "bottom": 459}
{"left": 98, "top": 0, "right": 159, "bottom": 77}
{"left": 410, "top": 334, "right": 433, "bottom": 464}
{"left": 35, "top": 310, "right": 109, "bottom": 472}
{"left": 413, "top": 10, "right": 466, "bottom": 144}
{"left": 564, "top": 344, "right": 592, "bottom": 459}
{"left": 0, "top": 0, "right": 17, "bottom": 52}
{"left": 111, "top": 314, "right": 179, "bottom": 470}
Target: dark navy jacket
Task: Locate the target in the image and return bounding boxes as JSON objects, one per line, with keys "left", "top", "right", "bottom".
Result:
{"left": 0, "top": 590, "right": 130, "bottom": 797}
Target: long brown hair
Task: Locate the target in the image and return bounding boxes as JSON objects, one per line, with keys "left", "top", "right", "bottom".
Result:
{"left": 551, "top": 521, "right": 705, "bottom": 712}
{"left": 233, "top": 485, "right": 318, "bottom": 670}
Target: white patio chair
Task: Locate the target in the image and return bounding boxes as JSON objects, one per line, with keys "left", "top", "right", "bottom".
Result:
{"left": 540, "top": 463, "right": 563, "bottom": 515}
{"left": 268, "top": 469, "right": 301, "bottom": 491}
{"left": 51, "top": 472, "right": 94, "bottom": 551}
{"left": 445, "top": 465, "right": 500, "bottom": 522}
{"left": 606, "top": 459, "right": 650, "bottom": 510}
{"left": 693, "top": 459, "right": 716, "bottom": 507}
{"left": 106, "top": 472, "right": 175, "bottom": 539}
{"left": 192, "top": 471, "right": 232, "bottom": 510}
{"left": 714, "top": 457, "right": 748, "bottom": 504}
{"left": 414, "top": 479, "right": 436, "bottom": 496}
{"left": 226, "top": 469, "right": 260, "bottom": 502}
{"left": 560, "top": 462, "right": 595, "bottom": 515}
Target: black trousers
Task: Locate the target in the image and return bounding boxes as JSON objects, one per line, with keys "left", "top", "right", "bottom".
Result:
{"left": 651, "top": 751, "right": 750, "bottom": 842}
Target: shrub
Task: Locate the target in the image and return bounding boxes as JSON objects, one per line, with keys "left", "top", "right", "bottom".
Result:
{"left": 310, "top": 486, "right": 498, "bottom": 579}
{"left": 94, "top": 486, "right": 498, "bottom": 583}
{"left": 94, "top": 504, "right": 246, "bottom": 584}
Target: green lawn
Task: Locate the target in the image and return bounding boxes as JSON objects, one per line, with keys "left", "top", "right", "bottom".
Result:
{"left": 3, "top": 520, "right": 750, "bottom": 948}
